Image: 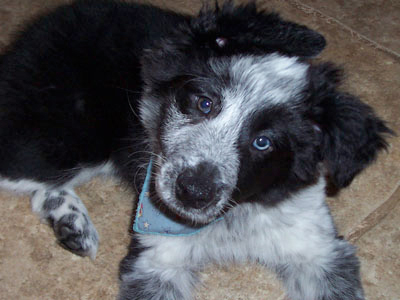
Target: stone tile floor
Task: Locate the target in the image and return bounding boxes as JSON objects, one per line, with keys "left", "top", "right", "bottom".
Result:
{"left": 0, "top": 0, "right": 399, "bottom": 299}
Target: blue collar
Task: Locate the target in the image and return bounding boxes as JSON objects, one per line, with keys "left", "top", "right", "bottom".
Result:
{"left": 133, "top": 160, "right": 223, "bottom": 236}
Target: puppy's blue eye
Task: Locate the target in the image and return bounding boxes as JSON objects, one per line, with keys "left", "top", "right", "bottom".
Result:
{"left": 253, "top": 136, "right": 271, "bottom": 151}
{"left": 197, "top": 97, "right": 212, "bottom": 114}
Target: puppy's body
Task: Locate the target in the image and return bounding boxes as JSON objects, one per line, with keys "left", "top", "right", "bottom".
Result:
{"left": 0, "top": 1, "right": 391, "bottom": 299}
{"left": 0, "top": 1, "right": 182, "bottom": 185}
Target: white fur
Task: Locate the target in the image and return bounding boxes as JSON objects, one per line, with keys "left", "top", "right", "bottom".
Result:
{"left": 64, "top": 161, "right": 115, "bottom": 187}
{"left": 224, "top": 54, "right": 308, "bottom": 107}
{"left": 0, "top": 178, "right": 47, "bottom": 194}
{"left": 0, "top": 161, "right": 114, "bottom": 194}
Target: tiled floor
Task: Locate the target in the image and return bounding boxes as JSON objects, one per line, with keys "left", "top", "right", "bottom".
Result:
{"left": 357, "top": 188, "right": 400, "bottom": 300}
{"left": 297, "top": 0, "right": 400, "bottom": 56}
{"left": 0, "top": 0, "right": 399, "bottom": 299}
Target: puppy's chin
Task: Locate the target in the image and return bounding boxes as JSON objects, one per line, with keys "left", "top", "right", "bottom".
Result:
{"left": 164, "top": 201, "right": 225, "bottom": 225}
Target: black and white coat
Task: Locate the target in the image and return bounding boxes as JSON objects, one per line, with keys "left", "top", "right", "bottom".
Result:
{"left": 0, "top": 1, "right": 392, "bottom": 299}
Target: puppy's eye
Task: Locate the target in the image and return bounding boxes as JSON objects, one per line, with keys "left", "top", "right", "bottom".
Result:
{"left": 197, "top": 97, "right": 213, "bottom": 114}
{"left": 252, "top": 136, "right": 271, "bottom": 151}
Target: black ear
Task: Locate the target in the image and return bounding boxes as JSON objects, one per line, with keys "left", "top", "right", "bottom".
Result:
{"left": 141, "top": 2, "right": 327, "bottom": 86}
{"left": 191, "top": 1, "right": 326, "bottom": 58}
{"left": 308, "top": 64, "right": 394, "bottom": 188}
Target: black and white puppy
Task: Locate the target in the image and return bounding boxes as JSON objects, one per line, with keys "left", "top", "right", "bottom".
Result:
{"left": 0, "top": 1, "right": 392, "bottom": 299}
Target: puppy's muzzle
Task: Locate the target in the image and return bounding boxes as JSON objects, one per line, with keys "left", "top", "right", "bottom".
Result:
{"left": 175, "top": 162, "right": 220, "bottom": 210}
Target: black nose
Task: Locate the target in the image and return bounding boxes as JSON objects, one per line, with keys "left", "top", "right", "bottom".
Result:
{"left": 175, "top": 163, "right": 219, "bottom": 209}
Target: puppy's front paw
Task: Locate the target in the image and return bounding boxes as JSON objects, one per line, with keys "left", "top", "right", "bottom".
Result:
{"left": 54, "top": 212, "right": 99, "bottom": 259}
{"left": 32, "top": 189, "right": 99, "bottom": 259}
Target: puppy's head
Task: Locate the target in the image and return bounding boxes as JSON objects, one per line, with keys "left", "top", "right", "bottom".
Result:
{"left": 139, "top": 4, "right": 392, "bottom": 224}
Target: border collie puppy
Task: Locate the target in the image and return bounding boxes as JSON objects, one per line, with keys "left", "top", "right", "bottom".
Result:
{"left": 0, "top": 1, "right": 392, "bottom": 299}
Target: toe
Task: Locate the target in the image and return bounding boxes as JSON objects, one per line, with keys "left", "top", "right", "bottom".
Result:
{"left": 54, "top": 213, "right": 99, "bottom": 259}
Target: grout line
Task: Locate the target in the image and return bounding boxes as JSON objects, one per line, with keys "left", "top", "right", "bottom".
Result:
{"left": 276, "top": 294, "right": 288, "bottom": 300}
{"left": 283, "top": 0, "right": 400, "bottom": 60}
{"left": 346, "top": 181, "right": 400, "bottom": 243}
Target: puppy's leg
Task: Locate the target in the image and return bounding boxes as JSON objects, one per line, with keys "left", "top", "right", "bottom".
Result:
{"left": 274, "top": 238, "right": 364, "bottom": 300}
{"left": 254, "top": 181, "right": 365, "bottom": 300}
{"left": 32, "top": 189, "right": 99, "bottom": 259}
{"left": 118, "top": 235, "right": 198, "bottom": 300}
{"left": 1, "top": 162, "right": 115, "bottom": 257}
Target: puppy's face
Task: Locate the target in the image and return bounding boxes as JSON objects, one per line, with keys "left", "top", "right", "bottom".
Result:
{"left": 138, "top": 4, "right": 390, "bottom": 224}
{"left": 140, "top": 54, "right": 320, "bottom": 223}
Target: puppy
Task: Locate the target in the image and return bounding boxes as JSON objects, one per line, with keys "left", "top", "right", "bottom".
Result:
{"left": 0, "top": 1, "right": 392, "bottom": 299}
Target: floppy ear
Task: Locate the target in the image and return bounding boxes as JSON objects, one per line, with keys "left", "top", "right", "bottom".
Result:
{"left": 191, "top": 1, "right": 326, "bottom": 58}
{"left": 308, "top": 64, "right": 394, "bottom": 188}
{"left": 141, "top": 2, "right": 326, "bottom": 86}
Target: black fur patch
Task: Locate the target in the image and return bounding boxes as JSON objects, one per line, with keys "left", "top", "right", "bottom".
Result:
{"left": 306, "top": 63, "right": 394, "bottom": 187}
{"left": 43, "top": 196, "right": 65, "bottom": 211}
